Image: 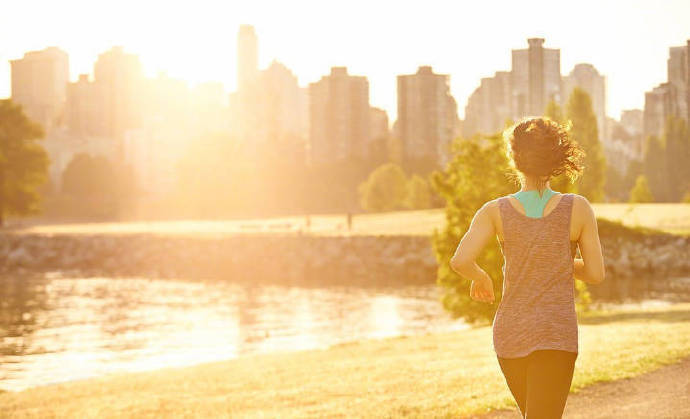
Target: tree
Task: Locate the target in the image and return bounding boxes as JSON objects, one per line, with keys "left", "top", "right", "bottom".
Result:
{"left": 662, "top": 116, "right": 690, "bottom": 201}
{"left": 643, "top": 135, "right": 669, "bottom": 202}
{"left": 544, "top": 100, "right": 577, "bottom": 194}
{"left": 404, "top": 174, "right": 433, "bottom": 209}
{"left": 629, "top": 174, "right": 654, "bottom": 203}
{"left": 566, "top": 88, "right": 606, "bottom": 202}
{"left": 358, "top": 163, "right": 408, "bottom": 212}
{"left": 431, "top": 132, "right": 515, "bottom": 324}
{"left": 0, "top": 100, "right": 50, "bottom": 226}
{"left": 641, "top": 116, "right": 690, "bottom": 203}
{"left": 61, "top": 152, "right": 137, "bottom": 219}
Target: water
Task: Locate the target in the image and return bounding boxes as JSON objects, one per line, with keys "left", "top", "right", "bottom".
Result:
{"left": 0, "top": 274, "right": 467, "bottom": 392}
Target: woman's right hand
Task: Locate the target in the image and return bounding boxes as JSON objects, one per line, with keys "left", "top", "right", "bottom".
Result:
{"left": 470, "top": 275, "right": 495, "bottom": 304}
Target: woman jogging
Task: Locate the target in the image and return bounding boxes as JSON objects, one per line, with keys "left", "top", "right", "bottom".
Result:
{"left": 449, "top": 116, "right": 606, "bottom": 418}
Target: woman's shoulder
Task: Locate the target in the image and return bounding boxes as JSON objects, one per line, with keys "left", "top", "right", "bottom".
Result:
{"left": 481, "top": 197, "right": 507, "bottom": 223}
{"left": 566, "top": 193, "right": 592, "bottom": 208}
{"left": 564, "top": 193, "right": 596, "bottom": 222}
{"left": 484, "top": 196, "right": 505, "bottom": 210}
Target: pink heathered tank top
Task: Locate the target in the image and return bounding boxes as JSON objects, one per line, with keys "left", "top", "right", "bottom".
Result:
{"left": 492, "top": 193, "right": 579, "bottom": 359}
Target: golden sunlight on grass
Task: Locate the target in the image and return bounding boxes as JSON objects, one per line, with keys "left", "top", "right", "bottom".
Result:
{"left": 2, "top": 303, "right": 689, "bottom": 418}
{"left": 13, "top": 203, "right": 690, "bottom": 237}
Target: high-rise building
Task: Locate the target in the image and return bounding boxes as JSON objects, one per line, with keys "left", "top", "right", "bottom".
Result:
{"left": 644, "top": 82, "right": 676, "bottom": 139}
{"left": 511, "top": 38, "right": 562, "bottom": 118}
{"left": 643, "top": 40, "right": 690, "bottom": 139}
{"left": 620, "top": 109, "right": 643, "bottom": 137}
{"left": 619, "top": 109, "right": 645, "bottom": 161}
{"left": 122, "top": 73, "right": 194, "bottom": 199}
{"left": 563, "top": 63, "right": 607, "bottom": 140}
{"left": 308, "top": 67, "right": 370, "bottom": 165}
{"left": 369, "top": 107, "right": 389, "bottom": 141}
{"left": 93, "top": 46, "right": 144, "bottom": 146}
{"left": 668, "top": 42, "right": 689, "bottom": 122}
{"left": 66, "top": 74, "right": 101, "bottom": 136}
{"left": 463, "top": 71, "right": 511, "bottom": 137}
{"left": 9, "top": 46, "right": 69, "bottom": 132}
{"left": 396, "top": 66, "right": 460, "bottom": 168}
{"left": 237, "top": 24, "right": 258, "bottom": 92}
{"left": 254, "top": 60, "right": 307, "bottom": 144}
{"left": 463, "top": 39, "right": 564, "bottom": 139}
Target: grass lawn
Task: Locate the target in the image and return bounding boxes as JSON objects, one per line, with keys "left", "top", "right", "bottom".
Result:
{"left": 9, "top": 203, "right": 690, "bottom": 237}
{"left": 2, "top": 302, "right": 689, "bottom": 418}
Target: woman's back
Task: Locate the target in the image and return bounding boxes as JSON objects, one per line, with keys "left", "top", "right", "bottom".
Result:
{"left": 492, "top": 192, "right": 579, "bottom": 359}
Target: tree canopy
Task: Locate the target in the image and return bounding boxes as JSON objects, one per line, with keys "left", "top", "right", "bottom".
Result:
{"left": 0, "top": 100, "right": 50, "bottom": 226}
{"left": 565, "top": 88, "right": 606, "bottom": 202}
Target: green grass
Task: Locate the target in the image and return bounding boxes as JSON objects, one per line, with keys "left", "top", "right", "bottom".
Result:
{"left": 10, "top": 203, "right": 690, "bottom": 237}
{"left": 2, "top": 303, "right": 689, "bottom": 418}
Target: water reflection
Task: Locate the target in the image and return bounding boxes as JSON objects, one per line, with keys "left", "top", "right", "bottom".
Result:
{"left": 0, "top": 276, "right": 466, "bottom": 392}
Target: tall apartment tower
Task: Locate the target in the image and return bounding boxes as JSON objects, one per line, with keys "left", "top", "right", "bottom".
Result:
{"left": 563, "top": 63, "right": 607, "bottom": 139}
{"left": 463, "top": 71, "right": 511, "bottom": 137}
{"left": 93, "top": 46, "right": 144, "bottom": 144}
{"left": 396, "top": 66, "right": 459, "bottom": 169}
{"left": 511, "top": 38, "right": 562, "bottom": 118}
{"left": 668, "top": 42, "right": 689, "bottom": 123}
{"left": 10, "top": 46, "right": 69, "bottom": 132}
{"left": 254, "top": 60, "right": 306, "bottom": 145}
{"left": 237, "top": 24, "right": 259, "bottom": 91}
{"left": 643, "top": 40, "right": 690, "bottom": 139}
{"left": 66, "top": 74, "right": 101, "bottom": 136}
{"left": 308, "top": 67, "right": 370, "bottom": 165}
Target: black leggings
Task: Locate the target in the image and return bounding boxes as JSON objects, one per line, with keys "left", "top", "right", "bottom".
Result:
{"left": 497, "top": 349, "right": 578, "bottom": 419}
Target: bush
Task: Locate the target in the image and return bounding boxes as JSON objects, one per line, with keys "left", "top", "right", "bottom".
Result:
{"left": 358, "top": 163, "right": 408, "bottom": 212}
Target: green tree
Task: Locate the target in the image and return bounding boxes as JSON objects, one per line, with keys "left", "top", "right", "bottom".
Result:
{"left": 662, "top": 116, "right": 690, "bottom": 201}
{"left": 429, "top": 132, "right": 513, "bottom": 324}
{"left": 544, "top": 100, "right": 565, "bottom": 124}
{"left": 544, "top": 100, "right": 577, "bottom": 194}
{"left": 628, "top": 174, "right": 654, "bottom": 203}
{"left": 404, "top": 174, "right": 433, "bottom": 209}
{"left": 0, "top": 100, "right": 50, "bottom": 226}
{"left": 641, "top": 116, "right": 690, "bottom": 203}
{"left": 566, "top": 88, "right": 606, "bottom": 202}
{"left": 358, "top": 163, "right": 408, "bottom": 212}
{"left": 643, "top": 135, "right": 668, "bottom": 202}
{"left": 683, "top": 191, "right": 690, "bottom": 203}
{"left": 61, "top": 153, "right": 137, "bottom": 219}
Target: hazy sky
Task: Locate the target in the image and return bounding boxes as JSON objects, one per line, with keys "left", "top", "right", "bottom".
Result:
{"left": 1, "top": 0, "right": 688, "bottom": 121}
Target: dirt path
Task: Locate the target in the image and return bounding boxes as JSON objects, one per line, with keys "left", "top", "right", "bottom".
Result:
{"left": 472, "top": 355, "right": 690, "bottom": 419}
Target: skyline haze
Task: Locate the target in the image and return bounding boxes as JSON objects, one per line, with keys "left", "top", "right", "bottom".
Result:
{"left": 2, "top": 0, "right": 689, "bottom": 122}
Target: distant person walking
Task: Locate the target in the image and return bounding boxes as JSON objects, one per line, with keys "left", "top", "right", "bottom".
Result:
{"left": 449, "top": 117, "right": 606, "bottom": 418}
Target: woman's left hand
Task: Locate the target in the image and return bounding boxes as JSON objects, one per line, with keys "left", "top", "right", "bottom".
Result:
{"left": 470, "top": 276, "right": 495, "bottom": 304}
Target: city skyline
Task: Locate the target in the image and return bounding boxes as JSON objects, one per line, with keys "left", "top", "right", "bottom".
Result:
{"left": 1, "top": 0, "right": 689, "bottom": 122}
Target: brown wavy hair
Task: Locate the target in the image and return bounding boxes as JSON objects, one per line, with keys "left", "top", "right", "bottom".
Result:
{"left": 503, "top": 116, "right": 585, "bottom": 190}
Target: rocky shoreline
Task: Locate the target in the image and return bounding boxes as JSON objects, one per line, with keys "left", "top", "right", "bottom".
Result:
{"left": 1, "top": 223, "right": 689, "bottom": 301}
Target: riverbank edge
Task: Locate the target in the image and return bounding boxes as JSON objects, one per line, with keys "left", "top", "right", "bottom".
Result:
{"left": 2, "top": 217, "right": 689, "bottom": 301}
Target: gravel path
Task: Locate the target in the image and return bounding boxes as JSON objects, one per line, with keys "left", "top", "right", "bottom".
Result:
{"left": 471, "top": 355, "right": 690, "bottom": 419}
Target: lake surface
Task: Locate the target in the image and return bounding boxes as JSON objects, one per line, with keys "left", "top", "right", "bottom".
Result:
{"left": 0, "top": 274, "right": 467, "bottom": 392}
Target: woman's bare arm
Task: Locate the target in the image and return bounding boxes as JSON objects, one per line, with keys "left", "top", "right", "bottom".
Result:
{"left": 573, "top": 196, "right": 605, "bottom": 284}
{"left": 449, "top": 202, "right": 496, "bottom": 303}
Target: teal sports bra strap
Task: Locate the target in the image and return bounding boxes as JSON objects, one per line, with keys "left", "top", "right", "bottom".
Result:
{"left": 511, "top": 188, "right": 559, "bottom": 218}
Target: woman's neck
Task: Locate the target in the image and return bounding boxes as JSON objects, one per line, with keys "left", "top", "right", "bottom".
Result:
{"left": 519, "top": 179, "right": 551, "bottom": 192}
